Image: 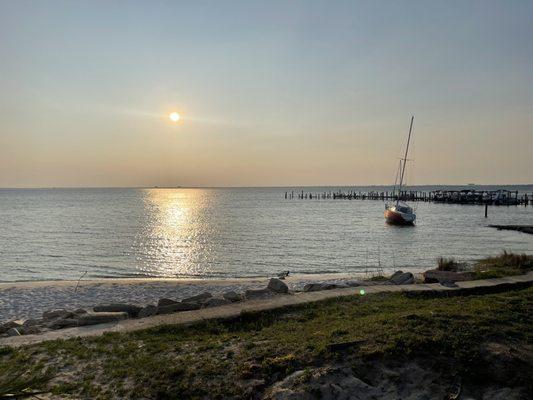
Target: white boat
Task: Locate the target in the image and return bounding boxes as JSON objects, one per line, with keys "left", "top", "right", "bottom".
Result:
{"left": 385, "top": 116, "right": 416, "bottom": 225}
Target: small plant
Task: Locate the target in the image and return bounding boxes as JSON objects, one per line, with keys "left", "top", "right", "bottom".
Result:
{"left": 437, "top": 257, "right": 464, "bottom": 272}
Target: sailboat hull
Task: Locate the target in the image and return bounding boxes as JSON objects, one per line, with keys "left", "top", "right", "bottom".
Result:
{"left": 384, "top": 209, "right": 415, "bottom": 225}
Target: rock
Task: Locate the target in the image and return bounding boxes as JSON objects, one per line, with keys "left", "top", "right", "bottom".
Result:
{"left": 47, "top": 318, "right": 79, "bottom": 330}
{"left": 344, "top": 280, "right": 361, "bottom": 287}
{"left": 440, "top": 279, "right": 458, "bottom": 288}
{"left": 6, "top": 328, "right": 21, "bottom": 336}
{"left": 303, "top": 283, "right": 324, "bottom": 292}
{"left": 203, "top": 298, "right": 231, "bottom": 308}
{"left": 93, "top": 303, "right": 142, "bottom": 317}
{"left": 158, "top": 298, "right": 178, "bottom": 307}
{"left": 22, "top": 319, "right": 41, "bottom": 327}
{"left": 21, "top": 326, "right": 41, "bottom": 335}
{"left": 182, "top": 292, "right": 212, "bottom": 303}
{"left": 303, "top": 282, "right": 349, "bottom": 292}
{"left": 268, "top": 278, "right": 289, "bottom": 294}
{"left": 77, "top": 312, "right": 128, "bottom": 326}
{"left": 0, "top": 321, "right": 22, "bottom": 334}
{"left": 423, "top": 269, "right": 473, "bottom": 283}
{"left": 389, "top": 271, "right": 415, "bottom": 285}
{"left": 223, "top": 291, "right": 242, "bottom": 302}
{"left": 138, "top": 305, "right": 157, "bottom": 318}
{"left": 156, "top": 302, "right": 201, "bottom": 315}
{"left": 245, "top": 288, "right": 273, "bottom": 299}
{"left": 42, "top": 309, "right": 74, "bottom": 320}
{"left": 74, "top": 308, "right": 87, "bottom": 315}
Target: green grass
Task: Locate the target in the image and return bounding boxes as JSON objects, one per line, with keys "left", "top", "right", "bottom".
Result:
{"left": 1, "top": 287, "right": 532, "bottom": 399}
{"left": 473, "top": 251, "right": 533, "bottom": 279}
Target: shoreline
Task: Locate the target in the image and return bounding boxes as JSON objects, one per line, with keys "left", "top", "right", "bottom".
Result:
{"left": 0, "top": 270, "right": 426, "bottom": 290}
{"left": 1, "top": 271, "right": 427, "bottom": 322}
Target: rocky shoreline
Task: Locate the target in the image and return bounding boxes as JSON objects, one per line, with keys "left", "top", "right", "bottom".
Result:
{"left": 0, "top": 271, "right": 422, "bottom": 339}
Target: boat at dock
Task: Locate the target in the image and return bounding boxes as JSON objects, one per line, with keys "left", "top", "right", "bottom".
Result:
{"left": 385, "top": 116, "right": 416, "bottom": 226}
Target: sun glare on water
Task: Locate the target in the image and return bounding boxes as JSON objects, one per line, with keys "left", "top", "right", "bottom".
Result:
{"left": 169, "top": 112, "right": 180, "bottom": 122}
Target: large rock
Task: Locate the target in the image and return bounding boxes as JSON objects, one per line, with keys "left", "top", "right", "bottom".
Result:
{"left": 423, "top": 269, "right": 473, "bottom": 283}
{"left": 389, "top": 271, "right": 415, "bottom": 285}
{"left": 182, "top": 292, "right": 212, "bottom": 303}
{"left": 138, "top": 305, "right": 157, "bottom": 318}
{"left": 0, "top": 321, "right": 22, "bottom": 334}
{"left": 6, "top": 328, "right": 21, "bottom": 337}
{"left": 245, "top": 288, "right": 273, "bottom": 300}
{"left": 158, "top": 298, "right": 178, "bottom": 307}
{"left": 42, "top": 309, "right": 74, "bottom": 320}
{"left": 223, "top": 291, "right": 242, "bottom": 302}
{"left": 303, "top": 282, "right": 350, "bottom": 292}
{"left": 156, "top": 302, "right": 201, "bottom": 315}
{"left": 77, "top": 312, "right": 128, "bottom": 326}
{"left": 22, "top": 319, "right": 41, "bottom": 327}
{"left": 48, "top": 318, "right": 79, "bottom": 330}
{"left": 203, "top": 298, "right": 231, "bottom": 308}
{"left": 268, "top": 278, "right": 289, "bottom": 294}
{"left": 21, "top": 326, "right": 41, "bottom": 335}
{"left": 93, "top": 303, "right": 142, "bottom": 317}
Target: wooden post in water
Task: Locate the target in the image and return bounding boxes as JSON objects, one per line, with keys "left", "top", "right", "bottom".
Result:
{"left": 485, "top": 204, "right": 488, "bottom": 218}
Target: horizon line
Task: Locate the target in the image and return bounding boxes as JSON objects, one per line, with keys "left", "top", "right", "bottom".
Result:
{"left": 1, "top": 183, "right": 533, "bottom": 190}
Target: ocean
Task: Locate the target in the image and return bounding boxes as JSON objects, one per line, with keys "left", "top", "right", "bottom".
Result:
{"left": 1, "top": 186, "right": 532, "bottom": 282}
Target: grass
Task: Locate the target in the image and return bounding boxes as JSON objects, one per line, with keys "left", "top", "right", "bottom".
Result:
{"left": 1, "top": 287, "right": 532, "bottom": 399}
{"left": 437, "top": 256, "right": 465, "bottom": 272}
{"left": 473, "top": 251, "right": 533, "bottom": 279}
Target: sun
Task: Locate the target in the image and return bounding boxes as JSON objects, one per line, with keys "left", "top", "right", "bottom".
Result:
{"left": 169, "top": 112, "right": 180, "bottom": 122}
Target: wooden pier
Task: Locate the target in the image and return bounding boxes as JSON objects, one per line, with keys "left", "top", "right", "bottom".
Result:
{"left": 284, "top": 189, "right": 531, "bottom": 206}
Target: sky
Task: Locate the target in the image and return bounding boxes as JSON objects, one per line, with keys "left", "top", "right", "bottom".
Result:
{"left": 1, "top": 0, "right": 532, "bottom": 187}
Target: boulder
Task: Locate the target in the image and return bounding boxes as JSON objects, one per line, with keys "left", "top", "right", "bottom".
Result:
{"left": 0, "top": 321, "right": 22, "bottom": 334}
{"left": 203, "top": 298, "right": 231, "bottom": 308}
{"left": 182, "top": 292, "right": 212, "bottom": 303}
{"left": 42, "top": 309, "right": 74, "bottom": 320}
{"left": 47, "top": 318, "right": 79, "bottom": 330}
{"left": 303, "top": 283, "right": 324, "bottom": 292}
{"left": 303, "top": 282, "right": 349, "bottom": 292}
{"left": 344, "top": 280, "right": 361, "bottom": 287}
{"left": 389, "top": 271, "right": 415, "bottom": 285}
{"left": 6, "top": 328, "right": 21, "bottom": 337}
{"left": 245, "top": 288, "right": 273, "bottom": 300}
{"left": 77, "top": 312, "right": 128, "bottom": 326}
{"left": 423, "top": 269, "right": 473, "bottom": 284}
{"left": 22, "top": 319, "right": 41, "bottom": 327}
{"left": 156, "top": 302, "right": 201, "bottom": 315}
{"left": 93, "top": 303, "right": 142, "bottom": 317}
{"left": 158, "top": 298, "right": 178, "bottom": 307}
{"left": 21, "top": 326, "right": 41, "bottom": 335}
{"left": 138, "top": 305, "right": 157, "bottom": 318}
{"left": 439, "top": 280, "right": 458, "bottom": 288}
{"left": 267, "top": 278, "right": 289, "bottom": 294}
{"left": 223, "top": 291, "right": 242, "bottom": 302}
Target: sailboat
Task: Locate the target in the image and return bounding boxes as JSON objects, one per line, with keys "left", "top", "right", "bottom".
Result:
{"left": 384, "top": 116, "right": 416, "bottom": 225}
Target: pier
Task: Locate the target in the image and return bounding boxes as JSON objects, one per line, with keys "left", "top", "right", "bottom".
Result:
{"left": 284, "top": 189, "right": 531, "bottom": 206}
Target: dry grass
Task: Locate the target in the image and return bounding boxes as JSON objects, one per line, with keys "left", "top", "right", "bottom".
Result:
{"left": 437, "top": 257, "right": 465, "bottom": 272}
{"left": 473, "top": 251, "right": 533, "bottom": 279}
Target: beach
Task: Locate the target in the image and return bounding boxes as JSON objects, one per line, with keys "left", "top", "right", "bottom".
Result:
{"left": 0, "top": 272, "right": 384, "bottom": 322}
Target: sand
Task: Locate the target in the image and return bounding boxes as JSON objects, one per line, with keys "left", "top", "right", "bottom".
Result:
{"left": 0, "top": 272, "right": 382, "bottom": 322}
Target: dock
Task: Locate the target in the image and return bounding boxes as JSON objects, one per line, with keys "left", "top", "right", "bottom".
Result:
{"left": 284, "top": 189, "right": 531, "bottom": 206}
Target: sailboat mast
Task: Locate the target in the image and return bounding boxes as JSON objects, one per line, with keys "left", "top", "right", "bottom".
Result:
{"left": 397, "top": 116, "right": 414, "bottom": 204}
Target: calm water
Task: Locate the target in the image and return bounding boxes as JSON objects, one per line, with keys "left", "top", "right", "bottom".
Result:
{"left": 1, "top": 186, "right": 532, "bottom": 282}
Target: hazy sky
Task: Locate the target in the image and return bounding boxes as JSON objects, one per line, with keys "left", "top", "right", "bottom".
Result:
{"left": 1, "top": 0, "right": 532, "bottom": 187}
